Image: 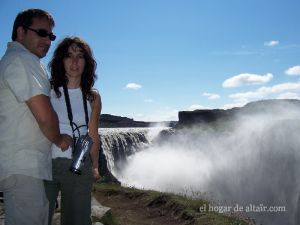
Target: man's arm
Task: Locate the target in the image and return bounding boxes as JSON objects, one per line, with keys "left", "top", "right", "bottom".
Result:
{"left": 26, "top": 94, "right": 72, "bottom": 150}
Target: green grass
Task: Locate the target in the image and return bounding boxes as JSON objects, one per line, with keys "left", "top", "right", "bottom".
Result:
{"left": 93, "top": 183, "right": 253, "bottom": 225}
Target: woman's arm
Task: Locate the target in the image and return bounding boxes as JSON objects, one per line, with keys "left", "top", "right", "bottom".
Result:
{"left": 88, "top": 89, "right": 102, "bottom": 180}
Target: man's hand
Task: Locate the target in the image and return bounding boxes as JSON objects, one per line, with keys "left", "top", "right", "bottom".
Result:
{"left": 56, "top": 134, "right": 73, "bottom": 151}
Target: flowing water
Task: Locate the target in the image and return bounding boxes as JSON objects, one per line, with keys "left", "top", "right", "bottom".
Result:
{"left": 100, "top": 109, "right": 300, "bottom": 225}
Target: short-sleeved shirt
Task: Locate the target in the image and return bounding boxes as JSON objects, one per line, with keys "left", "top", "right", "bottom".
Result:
{"left": 0, "top": 42, "right": 52, "bottom": 181}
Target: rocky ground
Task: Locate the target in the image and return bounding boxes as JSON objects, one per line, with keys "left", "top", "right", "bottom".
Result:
{"left": 94, "top": 189, "right": 190, "bottom": 225}
{"left": 93, "top": 184, "right": 254, "bottom": 225}
{"left": 0, "top": 193, "right": 110, "bottom": 225}
{"left": 0, "top": 188, "right": 188, "bottom": 225}
{"left": 0, "top": 186, "right": 252, "bottom": 225}
{"left": 0, "top": 200, "right": 5, "bottom": 225}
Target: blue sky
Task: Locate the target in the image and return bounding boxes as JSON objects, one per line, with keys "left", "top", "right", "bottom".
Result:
{"left": 1, "top": 0, "right": 300, "bottom": 121}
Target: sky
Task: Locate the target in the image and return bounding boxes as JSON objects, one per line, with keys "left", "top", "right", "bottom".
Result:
{"left": 1, "top": 0, "right": 300, "bottom": 122}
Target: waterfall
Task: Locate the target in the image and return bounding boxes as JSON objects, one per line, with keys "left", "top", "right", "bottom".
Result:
{"left": 113, "top": 117, "right": 300, "bottom": 225}
{"left": 99, "top": 127, "right": 171, "bottom": 176}
{"left": 98, "top": 113, "right": 300, "bottom": 225}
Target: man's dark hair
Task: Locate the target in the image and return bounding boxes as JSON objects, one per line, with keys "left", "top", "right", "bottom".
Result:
{"left": 12, "top": 8, "right": 55, "bottom": 41}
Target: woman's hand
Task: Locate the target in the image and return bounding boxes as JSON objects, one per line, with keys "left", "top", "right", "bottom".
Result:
{"left": 92, "top": 167, "right": 101, "bottom": 180}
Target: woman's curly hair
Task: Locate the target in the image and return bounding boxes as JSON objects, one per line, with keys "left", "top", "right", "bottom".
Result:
{"left": 48, "top": 36, "right": 97, "bottom": 101}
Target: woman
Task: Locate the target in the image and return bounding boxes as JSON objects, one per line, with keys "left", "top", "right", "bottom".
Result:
{"left": 44, "top": 36, "right": 101, "bottom": 225}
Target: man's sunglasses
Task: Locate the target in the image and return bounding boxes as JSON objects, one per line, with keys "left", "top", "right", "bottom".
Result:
{"left": 26, "top": 27, "right": 56, "bottom": 41}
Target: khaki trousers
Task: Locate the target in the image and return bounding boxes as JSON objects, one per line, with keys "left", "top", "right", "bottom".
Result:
{"left": 0, "top": 174, "right": 49, "bottom": 225}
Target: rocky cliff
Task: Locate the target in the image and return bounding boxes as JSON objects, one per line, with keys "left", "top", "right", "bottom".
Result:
{"left": 177, "top": 99, "right": 300, "bottom": 127}
{"left": 99, "top": 114, "right": 150, "bottom": 128}
{"left": 99, "top": 114, "right": 177, "bottom": 128}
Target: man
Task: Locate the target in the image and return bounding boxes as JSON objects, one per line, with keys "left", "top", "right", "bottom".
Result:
{"left": 0, "top": 9, "right": 72, "bottom": 225}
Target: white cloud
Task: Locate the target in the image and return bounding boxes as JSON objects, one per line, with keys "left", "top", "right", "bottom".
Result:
{"left": 285, "top": 65, "right": 300, "bottom": 76}
{"left": 229, "top": 91, "right": 265, "bottom": 103}
{"left": 264, "top": 40, "right": 279, "bottom": 47}
{"left": 267, "top": 82, "right": 300, "bottom": 93}
{"left": 222, "top": 73, "right": 273, "bottom": 88}
{"left": 144, "top": 98, "right": 153, "bottom": 103}
{"left": 125, "top": 83, "right": 142, "bottom": 90}
{"left": 202, "top": 92, "right": 220, "bottom": 100}
{"left": 223, "top": 102, "right": 247, "bottom": 110}
{"left": 277, "top": 92, "right": 300, "bottom": 100}
{"left": 133, "top": 109, "right": 178, "bottom": 122}
{"left": 189, "top": 104, "right": 210, "bottom": 110}
{"left": 228, "top": 82, "right": 300, "bottom": 103}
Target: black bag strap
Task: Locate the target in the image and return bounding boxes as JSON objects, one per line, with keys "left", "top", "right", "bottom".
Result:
{"left": 82, "top": 91, "right": 89, "bottom": 128}
{"left": 62, "top": 85, "right": 89, "bottom": 137}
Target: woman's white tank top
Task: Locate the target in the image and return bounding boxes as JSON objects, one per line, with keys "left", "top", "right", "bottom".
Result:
{"left": 50, "top": 87, "right": 91, "bottom": 159}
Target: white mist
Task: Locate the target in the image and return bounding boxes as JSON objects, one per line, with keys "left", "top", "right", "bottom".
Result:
{"left": 117, "top": 105, "right": 300, "bottom": 225}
